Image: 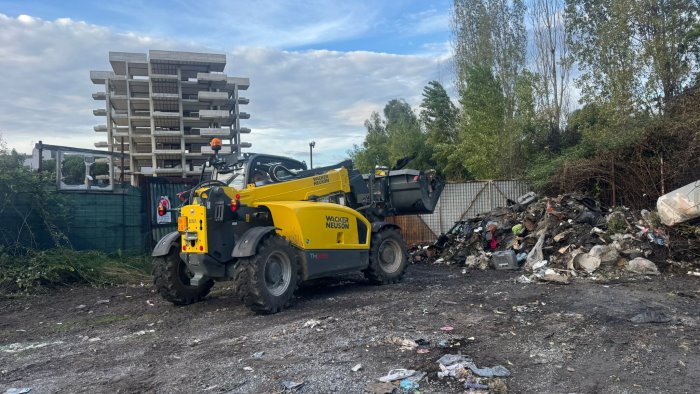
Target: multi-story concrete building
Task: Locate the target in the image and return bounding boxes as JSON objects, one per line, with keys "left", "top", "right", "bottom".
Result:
{"left": 91, "top": 50, "right": 250, "bottom": 183}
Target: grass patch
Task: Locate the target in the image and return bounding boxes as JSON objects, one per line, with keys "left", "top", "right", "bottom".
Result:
{"left": 0, "top": 247, "right": 152, "bottom": 294}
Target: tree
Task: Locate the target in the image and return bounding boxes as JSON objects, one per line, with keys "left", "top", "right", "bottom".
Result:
{"left": 452, "top": 0, "right": 527, "bottom": 178}
{"left": 0, "top": 134, "right": 69, "bottom": 248}
{"left": 456, "top": 65, "right": 506, "bottom": 179}
{"left": 61, "top": 155, "right": 86, "bottom": 185}
{"left": 419, "top": 81, "right": 467, "bottom": 180}
{"left": 350, "top": 111, "right": 389, "bottom": 173}
{"left": 567, "top": 0, "right": 700, "bottom": 112}
{"left": 384, "top": 99, "right": 429, "bottom": 170}
{"left": 530, "top": 0, "right": 572, "bottom": 129}
{"left": 452, "top": 0, "right": 526, "bottom": 117}
{"left": 351, "top": 100, "right": 431, "bottom": 173}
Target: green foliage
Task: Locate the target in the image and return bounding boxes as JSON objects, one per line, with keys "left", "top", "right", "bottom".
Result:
{"left": 566, "top": 0, "right": 700, "bottom": 111}
{"left": 61, "top": 154, "right": 86, "bottom": 185}
{"left": 93, "top": 162, "right": 109, "bottom": 176}
{"left": 0, "top": 138, "right": 70, "bottom": 248}
{"left": 452, "top": 0, "right": 527, "bottom": 114}
{"left": 384, "top": 99, "right": 430, "bottom": 170}
{"left": 350, "top": 111, "right": 390, "bottom": 173}
{"left": 456, "top": 65, "right": 506, "bottom": 179}
{"left": 0, "top": 247, "right": 152, "bottom": 294}
{"left": 351, "top": 100, "right": 430, "bottom": 173}
{"left": 420, "top": 81, "right": 469, "bottom": 180}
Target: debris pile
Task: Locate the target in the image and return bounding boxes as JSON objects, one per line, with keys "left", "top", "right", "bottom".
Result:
{"left": 436, "top": 354, "right": 509, "bottom": 391}
{"left": 410, "top": 191, "right": 700, "bottom": 282}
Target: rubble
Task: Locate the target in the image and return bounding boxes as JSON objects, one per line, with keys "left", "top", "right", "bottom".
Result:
{"left": 409, "top": 192, "right": 700, "bottom": 282}
{"left": 626, "top": 258, "right": 660, "bottom": 275}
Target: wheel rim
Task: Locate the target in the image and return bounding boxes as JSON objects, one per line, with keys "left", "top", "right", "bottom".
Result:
{"left": 264, "top": 250, "right": 292, "bottom": 296}
{"left": 378, "top": 238, "right": 403, "bottom": 273}
{"left": 177, "top": 260, "right": 195, "bottom": 286}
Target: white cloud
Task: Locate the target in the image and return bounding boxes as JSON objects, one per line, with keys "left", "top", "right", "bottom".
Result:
{"left": 398, "top": 8, "right": 450, "bottom": 36}
{"left": 0, "top": 13, "right": 445, "bottom": 166}
{"left": 93, "top": 0, "right": 381, "bottom": 49}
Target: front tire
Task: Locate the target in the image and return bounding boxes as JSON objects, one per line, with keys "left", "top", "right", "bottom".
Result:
{"left": 153, "top": 248, "right": 213, "bottom": 306}
{"left": 233, "top": 235, "right": 300, "bottom": 314}
{"left": 364, "top": 228, "right": 408, "bottom": 284}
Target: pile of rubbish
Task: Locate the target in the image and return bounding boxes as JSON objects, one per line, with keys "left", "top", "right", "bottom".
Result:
{"left": 370, "top": 353, "right": 509, "bottom": 393}
{"left": 410, "top": 182, "right": 700, "bottom": 282}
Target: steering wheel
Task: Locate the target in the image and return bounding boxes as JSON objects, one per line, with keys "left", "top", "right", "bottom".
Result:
{"left": 268, "top": 164, "right": 297, "bottom": 182}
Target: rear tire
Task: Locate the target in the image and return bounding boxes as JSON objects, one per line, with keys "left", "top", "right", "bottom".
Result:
{"left": 233, "top": 235, "right": 300, "bottom": 314}
{"left": 364, "top": 228, "right": 408, "bottom": 284}
{"left": 153, "top": 248, "right": 213, "bottom": 306}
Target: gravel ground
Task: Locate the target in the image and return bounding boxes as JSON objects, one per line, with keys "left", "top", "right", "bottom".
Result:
{"left": 1, "top": 263, "right": 699, "bottom": 393}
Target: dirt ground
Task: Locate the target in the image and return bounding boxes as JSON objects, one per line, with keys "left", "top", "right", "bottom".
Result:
{"left": 1, "top": 263, "right": 698, "bottom": 394}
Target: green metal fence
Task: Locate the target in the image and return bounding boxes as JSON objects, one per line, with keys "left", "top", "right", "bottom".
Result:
{"left": 65, "top": 186, "right": 146, "bottom": 252}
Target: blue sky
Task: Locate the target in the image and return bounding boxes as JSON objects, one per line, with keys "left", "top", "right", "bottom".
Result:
{"left": 0, "top": 0, "right": 452, "bottom": 54}
{"left": 0, "top": 0, "right": 454, "bottom": 164}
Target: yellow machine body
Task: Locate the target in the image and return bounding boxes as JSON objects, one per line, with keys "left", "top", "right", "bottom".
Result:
{"left": 178, "top": 204, "right": 208, "bottom": 253}
{"left": 256, "top": 201, "right": 371, "bottom": 251}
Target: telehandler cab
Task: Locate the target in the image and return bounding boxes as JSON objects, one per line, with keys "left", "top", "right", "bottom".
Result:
{"left": 152, "top": 139, "right": 443, "bottom": 313}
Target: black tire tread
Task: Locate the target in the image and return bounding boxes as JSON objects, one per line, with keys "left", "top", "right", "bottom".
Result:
{"left": 364, "top": 228, "right": 408, "bottom": 284}
{"left": 232, "top": 236, "right": 301, "bottom": 314}
{"left": 153, "top": 249, "right": 213, "bottom": 306}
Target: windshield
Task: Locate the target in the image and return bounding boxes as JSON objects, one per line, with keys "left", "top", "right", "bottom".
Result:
{"left": 215, "top": 167, "right": 246, "bottom": 190}
{"left": 249, "top": 157, "right": 306, "bottom": 184}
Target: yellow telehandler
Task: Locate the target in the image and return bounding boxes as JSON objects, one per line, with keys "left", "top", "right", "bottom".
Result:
{"left": 152, "top": 139, "right": 443, "bottom": 313}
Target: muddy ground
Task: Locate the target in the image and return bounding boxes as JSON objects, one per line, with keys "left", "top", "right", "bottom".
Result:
{"left": 1, "top": 263, "right": 699, "bottom": 394}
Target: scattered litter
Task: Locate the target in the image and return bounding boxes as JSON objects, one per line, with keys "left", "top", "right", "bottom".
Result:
{"left": 437, "top": 353, "right": 511, "bottom": 388}
{"left": 630, "top": 310, "right": 672, "bottom": 324}
{"left": 95, "top": 299, "right": 110, "bottom": 304}
{"left": 253, "top": 351, "right": 264, "bottom": 358}
{"left": 541, "top": 269, "right": 569, "bottom": 284}
{"left": 303, "top": 319, "right": 321, "bottom": 329}
{"left": 626, "top": 258, "right": 660, "bottom": 275}
{"left": 515, "top": 275, "right": 532, "bottom": 284}
{"left": 657, "top": 180, "right": 700, "bottom": 226}
{"left": 385, "top": 336, "right": 418, "bottom": 350}
{"left": 588, "top": 244, "right": 619, "bottom": 264}
{"left": 574, "top": 254, "right": 601, "bottom": 273}
{"left": 146, "top": 300, "right": 155, "bottom": 307}
{"left": 76, "top": 304, "right": 87, "bottom": 309}
{"left": 688, "top": 271, "right": 700, "bottom": 277}
{"left": 438, "top": 354, "right": 471, "bottom": 366}
{"left": 440, "top": 326, "right": 454, "bottom": 332}
{"left": 243, "top": 366, "right": 253, "bottom": 372}
{"left": 280, "top": 380, "right": 304, "bottom": 391}
{"left": 417, "top": 348, "right": 430, "bottom": 354}
{"left": 399, "top": 379, "right": 419, "bottom": 390}
{"left": 465, "top": 362, "right": 511, "bottom": 378}
{"left": 378, "top": 368, "right": 416, "bottom": 382}
{"left": 351, "top": 363, "right": 362, "bottom": 372}
{"left": 4, "top": 388, "right": 31, "bottom": 394}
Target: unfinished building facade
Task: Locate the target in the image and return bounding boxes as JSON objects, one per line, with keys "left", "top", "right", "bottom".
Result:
{"left": 91, "top": 50, "right": 250, "bottom": 184}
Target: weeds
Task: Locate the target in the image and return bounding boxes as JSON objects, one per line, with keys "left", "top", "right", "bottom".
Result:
{"left": 0, "top": 246, "right": 152, "bottom": 294}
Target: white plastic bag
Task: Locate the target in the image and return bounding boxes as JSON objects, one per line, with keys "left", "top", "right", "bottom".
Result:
{"left": 657, "top": 180, "right": 700, "bottom": 226}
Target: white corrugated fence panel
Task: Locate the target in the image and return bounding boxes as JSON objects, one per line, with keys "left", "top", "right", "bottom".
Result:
{"left": 419, "top": 180, "right": 530, "bottom": 235}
